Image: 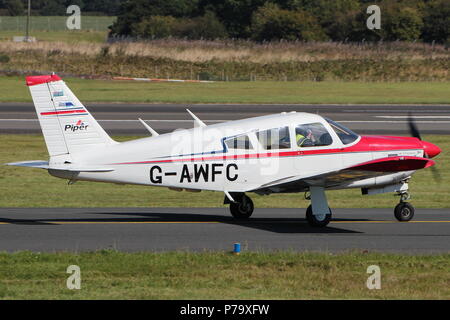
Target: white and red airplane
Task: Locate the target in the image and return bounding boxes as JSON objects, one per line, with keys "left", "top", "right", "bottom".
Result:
{"left": 7, "top": 74, "right": 441, "bottom": 227}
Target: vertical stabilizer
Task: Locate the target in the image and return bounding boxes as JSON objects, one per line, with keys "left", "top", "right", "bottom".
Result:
{"left": 26, "top": 74, "right": 116, "bottom": 157}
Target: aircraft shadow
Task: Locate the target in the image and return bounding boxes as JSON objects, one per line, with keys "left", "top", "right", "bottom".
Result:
{"left": 1, "top": 210, "right": 364, "bottom": 234}
{"left": 0, "top": 218, "right": 56, "bottom": 226}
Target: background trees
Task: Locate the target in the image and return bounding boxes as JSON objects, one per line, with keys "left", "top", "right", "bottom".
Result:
{"left": 250, "top": 3, "right": 327, "bottom": 41}
{"left": 381, "top": 2, "right": 424, "bottom": 41}
{"left": 129, "top": 11, "right": 226, "bottom": 39}
{"left": 421, "top": 0, "right": 449, "bottom": 43}
{"left": 4, "top": 0, "right": 24, "bottom": 16}
{"left": 109, "top": 0, "right": 448, "bottom": 43}
{"left": 0, "top": 0, "right": 447, "bottom": 43}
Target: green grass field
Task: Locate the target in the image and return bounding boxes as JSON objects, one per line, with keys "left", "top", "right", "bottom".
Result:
{"left": 0, "top": 134, "right": 448, "bottom": 208}
{"left": 0, "top": 16, "right": 115, "bottom": 31}
{"left": 0, "top": 16, "right": 113, "bottom": 43}
{"left": 0, "top": 251, "right": 448, "bottom": 299}
{"left": 0, "top": 30, "right": 108, "bottom": 42}
{"left": 0, "top": 76, "right": 449, "bottom": 104}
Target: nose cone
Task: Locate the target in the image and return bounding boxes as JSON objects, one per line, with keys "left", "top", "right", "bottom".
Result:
{"left": 422, "top": 141, "right": 441, "bottom": 158}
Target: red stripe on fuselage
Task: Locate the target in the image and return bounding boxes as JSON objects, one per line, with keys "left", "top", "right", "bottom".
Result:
{"left": 111, "top": 135, "right": 423, "bottom": 165}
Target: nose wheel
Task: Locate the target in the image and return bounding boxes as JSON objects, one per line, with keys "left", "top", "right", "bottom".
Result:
{"left": 394, "top": 202, "right": 415, "bottom": 222}
{"left": 394, "top": 191, "right": 414, "bottom": 222}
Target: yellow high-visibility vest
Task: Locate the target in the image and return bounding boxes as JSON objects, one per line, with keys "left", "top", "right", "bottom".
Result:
{"left": 296, "top": 134, "right": 306, "bottom": 146}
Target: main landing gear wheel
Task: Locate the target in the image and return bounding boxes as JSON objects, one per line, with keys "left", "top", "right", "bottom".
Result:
{"left": 230, "top": 195, "right": 254, "bottom": 219}
{"left": 394, "top": 202, "right": 415, "bottom": 222}
{"left": 305, "top": 205, "right": 332, "bottom": 227}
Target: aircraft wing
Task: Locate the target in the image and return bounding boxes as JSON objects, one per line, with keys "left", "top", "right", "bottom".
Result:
{"left": 6, "top": 161, "right": 114, "bottom": 172}
{"left": 250, "top": 156, "right": 434, "bottom": 193}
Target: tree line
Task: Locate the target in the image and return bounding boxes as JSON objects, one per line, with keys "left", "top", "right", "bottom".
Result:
{"left": 109, "top": 0, "right": 448, "bottom": 43}
{"left": 0, "top": 0, "right": 448, "bottom": 43}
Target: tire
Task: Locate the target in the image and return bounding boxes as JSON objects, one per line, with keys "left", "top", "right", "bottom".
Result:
{"left": 230, "top": 195, "right": 254, "bottom": 219}
{"left": 306, "top": 204, "right": 332, "bottom": 227}
{"left": 394, "top": 202, "right": 414, "bottom": 222}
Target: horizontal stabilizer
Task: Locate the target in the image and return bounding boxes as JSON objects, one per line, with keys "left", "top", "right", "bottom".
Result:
{"left": 6, "top": 161, "right": 114, "bottom": 172}
{"left": 6, "top": 160, "right": 49, "bottom": 169}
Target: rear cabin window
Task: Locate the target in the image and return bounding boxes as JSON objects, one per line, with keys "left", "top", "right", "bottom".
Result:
{"left": 256, "top": 127, "right": 291, "bottom": 150}
{"left": 225, "top": 135, "right": 253, "bottom": 150}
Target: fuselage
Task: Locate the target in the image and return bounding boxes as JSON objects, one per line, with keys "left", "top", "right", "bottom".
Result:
{"left": 50, "top": 112, "right": 437, "bottom": 193}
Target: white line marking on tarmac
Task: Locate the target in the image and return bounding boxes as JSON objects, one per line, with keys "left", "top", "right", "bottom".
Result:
{"left": 339, "top": 120, "right": 450, "bottom": 123}
{"left": 343, "top": 110, "right": 450, "bottom": 113}
{"left": 2, "top": 119, "right": 450, "bottom": 124}
{"left": 0, "top": 119, "right": 224, "bottom": 123}
{"left": 376, "top": 116, "right": 450, "bottom": 119}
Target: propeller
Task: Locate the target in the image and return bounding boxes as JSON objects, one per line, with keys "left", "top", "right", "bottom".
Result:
{"left": 407, "top": 113, "right": 422, "bottom": 141}
{"left": 430, "top": 165, "right": 442, "bottom": 183}
{"left": 408, "top": 113, "right": 441, "bottom": 182}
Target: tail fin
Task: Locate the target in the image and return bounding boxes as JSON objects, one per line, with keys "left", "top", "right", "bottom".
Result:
{"left": 26, "top": 74, "right": 116, "bottom": 157}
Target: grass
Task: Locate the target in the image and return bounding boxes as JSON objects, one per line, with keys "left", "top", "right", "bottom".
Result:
{"left": 0, "top": 251, "right": 448, "bottom": 299}
{"left": 0, "top": 15, "right": 115, "bottom": 31}
{"left": 0, "top": 30, "right": 108, "bottom": 43}
{"left": 0, "top": 134, "right": 448, "bottom": 208}
{"left": 0, "top": 76, "right": 449, "bottom": 104}
{"left": 0, "top": 40, "right": 448, "bottom": 81}
{"left": 1, "top": 38, "right": 448, "bottom": 62}
{"left": 0, "top": 15, "right": 113, "bottom": 43}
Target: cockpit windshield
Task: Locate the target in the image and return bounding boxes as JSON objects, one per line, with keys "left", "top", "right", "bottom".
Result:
{"left": 325, "top": 118, "right": 359, "bottom": 145}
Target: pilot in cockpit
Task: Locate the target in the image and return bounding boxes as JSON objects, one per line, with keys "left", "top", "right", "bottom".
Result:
{"left": 296, "top": 127, "right": 316, "bottom": 147}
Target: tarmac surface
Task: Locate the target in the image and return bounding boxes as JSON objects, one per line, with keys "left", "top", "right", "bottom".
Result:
{"left": 0, "top": 207, "right": 449, "bottom": 253}
{"left": 1, "top": 103, "right": 450, "bottom": 135}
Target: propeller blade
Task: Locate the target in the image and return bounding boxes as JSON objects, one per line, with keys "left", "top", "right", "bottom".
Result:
{"left": 430, "top": 165, "right": 442, "bottom": 183}
{"left": 408, "top": 113, "right": 422, "bottom": 141}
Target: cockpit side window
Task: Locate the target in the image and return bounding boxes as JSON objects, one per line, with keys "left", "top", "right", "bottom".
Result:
{"left": 225, "top": 135, "right": 253, "bottom": 150}
{"left": 295, "top": 123, "right": 333, "bottom": 148}
{"left": 256, "top": 126, "right": 291, "bottom": 150}
{"left": 325, "top": 118, "right": 359, "bottom": 145}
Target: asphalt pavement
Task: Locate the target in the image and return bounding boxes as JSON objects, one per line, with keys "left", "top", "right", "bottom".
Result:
{"left": 0, "top": 207, "right": 448, "bottom": 253}
{"left": 1, "top": 103, "right": 450, "bottom": 135}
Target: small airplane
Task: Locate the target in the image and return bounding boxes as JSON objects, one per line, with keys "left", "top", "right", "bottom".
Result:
{"left": 7, "top": 74, "right": 441, "bottom": 227}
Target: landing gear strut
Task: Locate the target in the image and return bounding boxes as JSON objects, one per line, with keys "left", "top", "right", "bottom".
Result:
{"left": 305, "top": 186, "right": 332, "bottom": 227}
{"left": 394, "top": 190, "right": 415, "bottom": 222}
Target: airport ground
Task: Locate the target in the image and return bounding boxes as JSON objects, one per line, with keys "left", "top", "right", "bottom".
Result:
{"left": 1, "top": 208, "right": 449, "bottom": 253}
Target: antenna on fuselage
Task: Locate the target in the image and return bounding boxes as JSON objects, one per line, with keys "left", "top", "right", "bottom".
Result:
{"left": 138, "top": 118, "right": 159, "bottom": 137}
{"left": 186, "top": 108, "right": 206, "bottom": 127}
